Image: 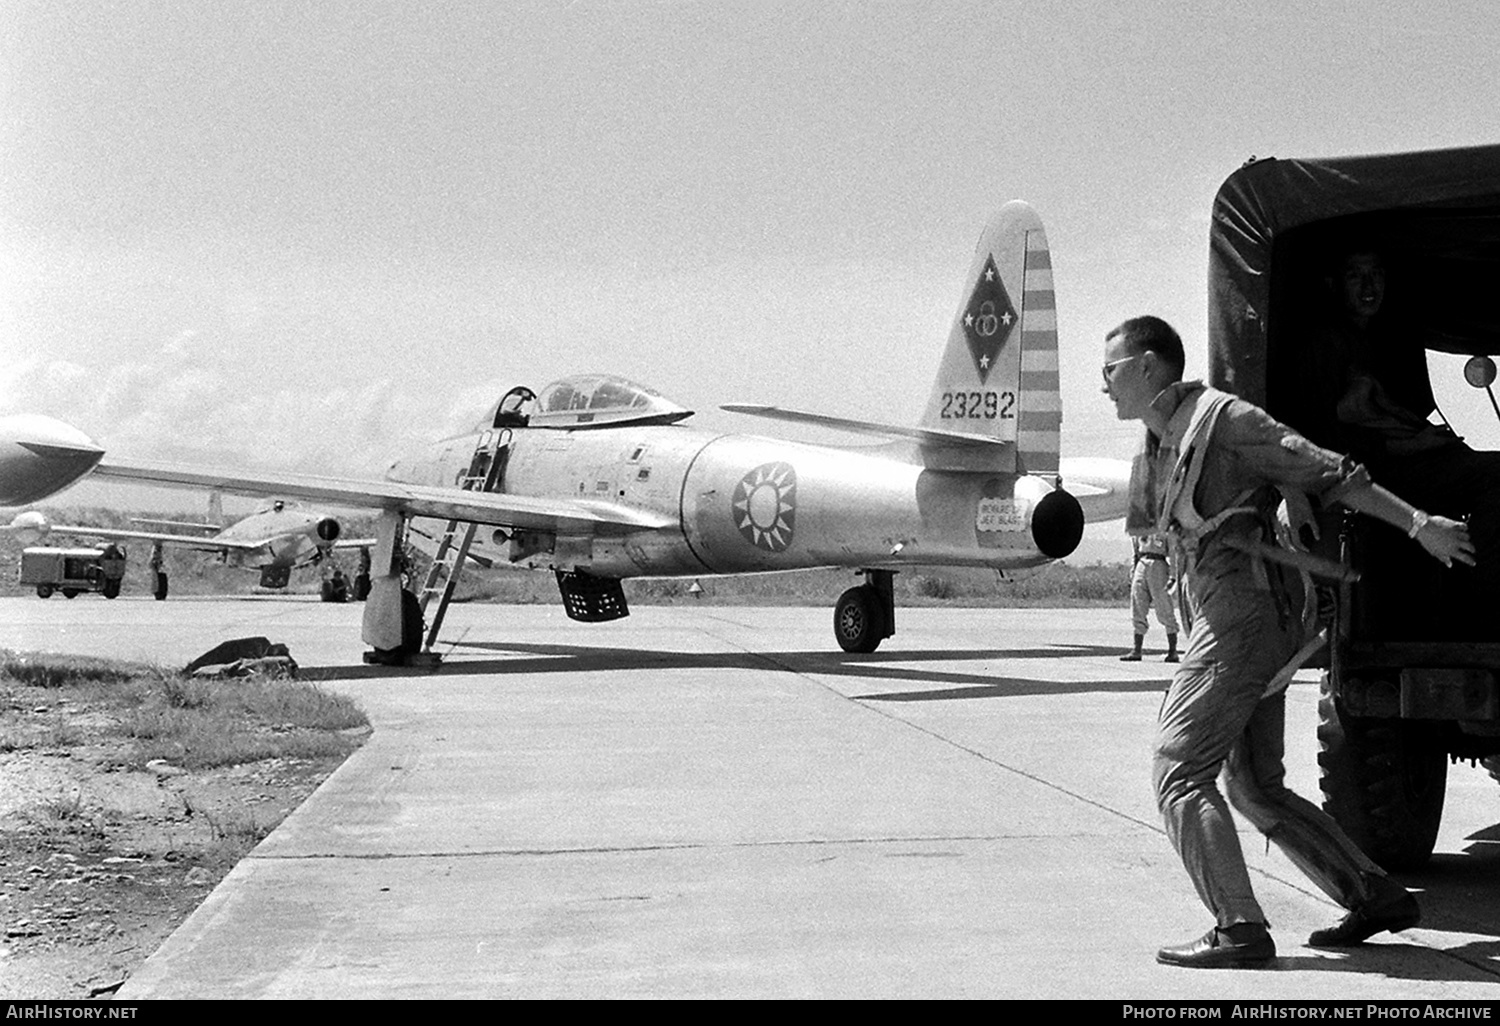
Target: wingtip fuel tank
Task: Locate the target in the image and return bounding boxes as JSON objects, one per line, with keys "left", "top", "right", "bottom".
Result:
{"left": 0, "top": 415, "right": 104, "bottom": 506}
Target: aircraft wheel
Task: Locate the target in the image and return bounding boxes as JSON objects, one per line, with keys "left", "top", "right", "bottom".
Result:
{"left": 368, "top": 589, "right": 424, "bottom": 664}
{"left": 62, "top": 588, "right": 78, "bottom": 599}
{"left": 834, "top": 585, "right": 885, "bottom": 653}
{"left": 154, "top": 573, "right": 169, "bottom": 601}
{"left": 36, "top": 585, "right": 52, "bottom": 599}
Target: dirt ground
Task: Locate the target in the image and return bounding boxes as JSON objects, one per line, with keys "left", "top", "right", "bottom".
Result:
{"left": 0, "top": 683, "right": 367, "bottom": 999}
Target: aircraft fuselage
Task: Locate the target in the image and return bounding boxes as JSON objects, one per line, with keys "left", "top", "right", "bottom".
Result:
{"left": 389, "top": 424, "right": 1078, "bottom": 579}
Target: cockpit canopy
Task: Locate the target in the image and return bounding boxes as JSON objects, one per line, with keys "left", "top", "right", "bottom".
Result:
{"left": 526, "top": 375, "right": 693, "bottom": 428}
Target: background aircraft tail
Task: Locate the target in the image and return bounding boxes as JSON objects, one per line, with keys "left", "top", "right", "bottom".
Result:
{"left": 919, "top": 201, "right": 1060, "bottom": 476}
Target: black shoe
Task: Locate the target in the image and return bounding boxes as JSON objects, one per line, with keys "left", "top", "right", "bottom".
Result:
{"left": 1156, "top": 924, "right": 1276, "bottom": 968}
{"left": 1308, "top": 889, "right": 1420, "bottom": 947}
{"left": 1164, "top": 653, "right": 1180, "bottom": 663}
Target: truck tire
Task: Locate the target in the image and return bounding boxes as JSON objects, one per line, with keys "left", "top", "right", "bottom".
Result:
{"left": 62, "top": 588, "right": 78, "bottom": 599}
{"left": 834, "top": 586, "right": 884, "bottom": 653}
{"left": 1317, "top": 675, "right": 1447, "bottom": 870}
{"left": 36, "top": 585, "right": 52, "bottom": 599}
{"left": 102, "top": 578, "right": 121, "bottom": 599}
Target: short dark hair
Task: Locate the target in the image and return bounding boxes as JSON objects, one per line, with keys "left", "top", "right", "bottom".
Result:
{"left": 1107, "top": 315, "right": 1185, "bottom": 378}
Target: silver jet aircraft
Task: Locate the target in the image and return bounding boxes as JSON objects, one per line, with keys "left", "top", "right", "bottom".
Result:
{"left": 6, "top": 497, "right": 373, "bottom": 600}
{"left": 6, "top": 201, "right": 1128, "bottom": 660}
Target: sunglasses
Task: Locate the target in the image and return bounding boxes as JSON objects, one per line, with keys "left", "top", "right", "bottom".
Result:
{"left": 1101, "top": 354, "right": 1140, "bottom": 384}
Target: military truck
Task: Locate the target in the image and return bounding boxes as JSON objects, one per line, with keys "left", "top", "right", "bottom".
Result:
{"left": 1207, "top": 144, "right": 1500, "bottom": 869}
{"left": 20, "top": 543, "right": 127, "bottom": 599}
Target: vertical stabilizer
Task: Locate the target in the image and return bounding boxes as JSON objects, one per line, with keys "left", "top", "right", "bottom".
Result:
{"left": 920, "top": 201, "right": 1060, "bottom": 475}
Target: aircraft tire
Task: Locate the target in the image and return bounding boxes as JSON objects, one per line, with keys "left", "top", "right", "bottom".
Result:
{"left": 154, "top": 573, "right": 169, "bottom": 602}
{"left": 36, "top": 585, "right": 52, "bottom": 599}
{"left": 400, "top": 588, "right": 424, "bottom": 655}
{"left": 1316, "top": 673, "right": 1446, "bottom": 871}
{"left": 370, "top": 589, "right": 425, "bottom": 664}
{"left": 834, "top": 585, "right": 884, "bottom": 653}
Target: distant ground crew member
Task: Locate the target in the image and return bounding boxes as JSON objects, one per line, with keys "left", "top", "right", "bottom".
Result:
{"left": 1122, "top": 531, "right": 1178, "bottom": 662}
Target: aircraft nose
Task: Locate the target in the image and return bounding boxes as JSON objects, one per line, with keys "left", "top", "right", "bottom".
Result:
{"left": 0, "top": 414, "right": 105, "bottom": 505}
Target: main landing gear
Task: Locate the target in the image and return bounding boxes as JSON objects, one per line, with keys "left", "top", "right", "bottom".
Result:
{"left": 834, "top": 569, "right": 897, "bottom": 653}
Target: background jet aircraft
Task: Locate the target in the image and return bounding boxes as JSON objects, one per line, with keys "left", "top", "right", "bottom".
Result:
{"left": 6, "top": 498, "right": 374, "bottom": 600}
{"left": 10, "top": 200, "right": 1129, "bottom": 659}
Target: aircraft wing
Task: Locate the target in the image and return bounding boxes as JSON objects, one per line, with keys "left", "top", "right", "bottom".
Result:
{"left": 130, "top": 517, "right": 221, "bottom": 533}
{"left": 90, "top": 458, "right": 675, "bottom": 534}
{"left": 38, "top": 524, "right": 264, "bottom": 552}
{"left": 720, "top": 403, "right": 1016, "bottom": 451}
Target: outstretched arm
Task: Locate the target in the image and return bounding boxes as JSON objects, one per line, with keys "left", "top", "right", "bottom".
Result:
{"left": 1337, "top": 480, "right": 1474, "bottom": 568}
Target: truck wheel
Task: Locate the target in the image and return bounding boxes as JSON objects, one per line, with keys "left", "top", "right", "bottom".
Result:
{"left": 102, "top": 578, "right": 121, "bottom": 599}
{"left": 834, "top": 586, "right": 884, "bottom": 653}
{"left": 1317, "top": 675, "right": 1447, "bottom": 870}
{"left": 62, "top": 588, "right": 78, "bottom": 599}
{"left": 36, "top": 585, "right": 52, "bottom": 599}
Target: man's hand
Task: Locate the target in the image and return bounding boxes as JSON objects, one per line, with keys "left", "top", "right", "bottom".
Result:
{"left": 1417, "top": 514, "right": 1476, "bottom": 568}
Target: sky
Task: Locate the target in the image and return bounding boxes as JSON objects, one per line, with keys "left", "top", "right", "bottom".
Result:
{"left": 3, "top": 0, "right": 1498, "bottom": 561}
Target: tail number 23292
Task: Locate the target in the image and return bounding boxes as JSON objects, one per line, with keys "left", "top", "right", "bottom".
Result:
{"left": 940, "top": 391, "right": 1015, "bottom": 420}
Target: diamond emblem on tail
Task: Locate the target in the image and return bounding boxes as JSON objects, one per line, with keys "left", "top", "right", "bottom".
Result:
{"left": 962, "top": 255, "right": 1018, "bottom": 382}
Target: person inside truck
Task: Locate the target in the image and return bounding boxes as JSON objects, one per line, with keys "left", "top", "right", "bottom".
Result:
{"left": 1307, "top": 243, "right": 1500, "bottom": 603}
{"left": 1103, "top": 314, "right": 1471, "bottom": 969}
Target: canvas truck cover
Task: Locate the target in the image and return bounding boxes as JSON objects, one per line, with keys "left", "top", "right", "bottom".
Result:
{"left": 1208, "top": 144, "right": 1500, "bottom": 408}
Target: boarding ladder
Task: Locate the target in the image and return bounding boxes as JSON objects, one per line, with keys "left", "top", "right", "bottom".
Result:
{"left": 417, "top": 427, "right": 512, "bottom": 652}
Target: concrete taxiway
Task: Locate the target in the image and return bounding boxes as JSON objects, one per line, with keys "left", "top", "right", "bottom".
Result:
{"left": 4, "top": 597, "right": 1500, "bottom": 999}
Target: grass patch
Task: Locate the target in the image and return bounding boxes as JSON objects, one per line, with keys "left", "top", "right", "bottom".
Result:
{"left": 2, "top": 650, "right": 369, "bottom": 772}
{"left": 119, "top": 675, "right": 367, "bottom": 770}
{"left": 0, "top": 650, "right": 147, "bottom": 689}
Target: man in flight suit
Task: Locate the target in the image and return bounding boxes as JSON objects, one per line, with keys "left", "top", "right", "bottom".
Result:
{"left": 1102, "top": 315, "right": 1474, "bottom": 969}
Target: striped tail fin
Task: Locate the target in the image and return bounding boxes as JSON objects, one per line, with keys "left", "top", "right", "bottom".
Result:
{"left": 919, "top": 200, "right": 1060, "bottom": 476}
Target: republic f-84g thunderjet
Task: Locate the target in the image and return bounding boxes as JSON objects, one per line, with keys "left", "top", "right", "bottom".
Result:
{"left": 5, "top": 496, "right": 374, "bottom": 600}
{"left": 6, "top": 201, "right": 1127, "bottom": 661}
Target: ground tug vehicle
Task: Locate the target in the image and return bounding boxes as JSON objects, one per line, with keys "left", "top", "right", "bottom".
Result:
{"left": 1208, "top": 144, "right": 1500, "bottom": 868}
{"left": 19, "top": 543, "right": 126, "bottom": 599}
